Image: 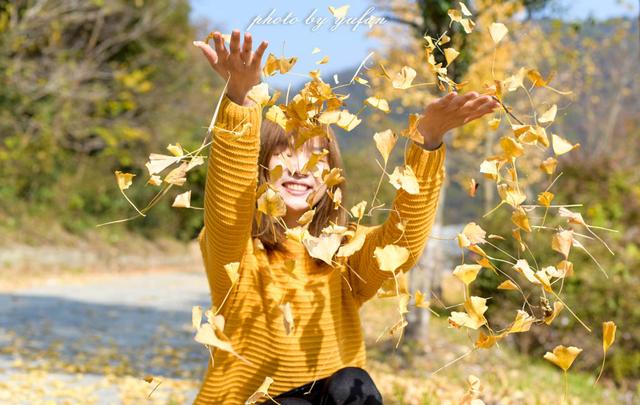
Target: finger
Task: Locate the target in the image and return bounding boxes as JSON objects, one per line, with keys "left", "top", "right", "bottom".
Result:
{"left": 193, "top": 40, "right": 218, "bottom": 66}
{"left": 463, "top": 100, "right": 499, "bottom": 123}
{"left": 434, "top": 91, "right": 457, "bottom": 107}
{"left": 241, "top": 32, "right": 253, "bottom": 64}
{"left": 229, "top": 29, "right": 241, "bottom": 56}
{"left": 251, "top": 40, "right": 269, "bottom": 68}
{"left": 462, "top": 95, "right": 493, "bottom": 112}
{"left": 448, "top": 91, "right": 480, "bottom": 111}
{"left": 213, "top": 32, "right": 229, "bottom": 59}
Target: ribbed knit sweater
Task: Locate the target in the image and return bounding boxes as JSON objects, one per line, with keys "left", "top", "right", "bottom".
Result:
{"left": 193, "top": 94, "right": 446, "bottom": 404}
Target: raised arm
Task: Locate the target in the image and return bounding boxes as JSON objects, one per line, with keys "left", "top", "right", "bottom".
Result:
{"left": 198, "top": 95, "right": 262, "bottom": 307}
{"left": 193, "top": 30, "right": 268, "bottom": 307}
{"left": 346, "top": 140, "right": 446, "bottom": 306}
{"left": 346, "top": 90, "right": 501, "bottom": 306}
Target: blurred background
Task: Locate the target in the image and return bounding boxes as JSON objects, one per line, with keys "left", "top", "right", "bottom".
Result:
{"left": 0, "top": 0, "right": 638, "bottom": 403}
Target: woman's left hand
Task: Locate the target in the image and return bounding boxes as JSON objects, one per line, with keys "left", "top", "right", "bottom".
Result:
{"left": 416, "top": 91, "right": 501, "bottom": 149}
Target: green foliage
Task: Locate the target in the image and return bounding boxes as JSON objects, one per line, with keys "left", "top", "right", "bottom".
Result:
{"left": 474, "top": 152, "right": 640, "bottom": 382}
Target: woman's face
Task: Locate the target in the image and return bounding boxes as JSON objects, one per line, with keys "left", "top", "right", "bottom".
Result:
{"left": 268, "top": 137, "right": 330, "bottom": 214}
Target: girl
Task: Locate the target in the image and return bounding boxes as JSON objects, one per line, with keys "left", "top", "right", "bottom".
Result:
{"left": 192, "top": 30, "right": 500, "bottom": 405}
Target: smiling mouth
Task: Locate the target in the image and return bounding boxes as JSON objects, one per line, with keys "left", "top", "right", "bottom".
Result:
{"left": 283, "top": 182, "right": 312, "bottom": 194}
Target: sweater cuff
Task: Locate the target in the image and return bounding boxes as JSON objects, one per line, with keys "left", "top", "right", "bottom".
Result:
{"left": 406, "top": 140, "right": 446, "bottom": 179}
{"left": 215, "top": 93, "right": 262, "bottom": 137}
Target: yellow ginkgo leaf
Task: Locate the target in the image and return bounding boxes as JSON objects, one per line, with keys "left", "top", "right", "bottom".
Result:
{"left": 224, "top": 262, "right": 240, "bottom": 285}
{"left": 373, "top": 129, "right": 397, "bottom": 164}
{"left": 537, "top": 191, "right": 554, "bottom": 207}
{"left": 392, "top": 66, "right": 417, "bottom": 89}
{"left": 507, "top": 310, "right": 535, "bottom": 333}
{"left": 172, "top": 190, "right": 192, "bottom": 208}
{"left": 453, "top": 264, "right": 482, "bottom": 286}
{"left": 328, "top": 4, "right": 350, "bottom": 18}
{"left": 115, "top": 171, "right": 135, "bottom": 191}
{"left": 285, "top": 226, "right": 311, "bottom": 243}
{"left": 316, "top": 55, "right": 329, "bottom": 65}
{"left": 540, "top": 157, "right": 558, "bottom": 175}
{"left": 265, "top": 105, "right": 287, "bottom": 129}
{"left": 602, "top": 321, "right": 616, "bottom": 352}
{"left": 297, "top": 209, "right": 315, "bottom": 226}
{"left": 311, "top": 47, "right": 321, "bottom": 54}
{"left": 513, "top": 259, "right": 539, "bottom": 285}
{"left": 337, "top": 232, "right": 366, "bottom": 258}
{"left": 191, "top": 306, "right": 202, "bottom": 331}
{"left": 147, "top": 175, "right": 162, "bottom": 186}
{"left": 262, "top": 53, "right": 297, "bottom": 76}
{"left": 280, "top": 302, "right": 294, "bottom": 335}
{"left": 544, "top": 301, "right": 564, "bottom": 325}
{"left": 374, "top": 244, "right": 410, "bottom": 273}
{"left": 479, "top": 159, "right": 499, "bottom": 180}
{"left": 539, "top": 104, "right": 557, "bottom": 124}
{"left": 449, "top": 297, "right": 487, "bottom": 330}
{"left": 365, "top": 96, "right": 390, "bottom": 113}
{"left": 459, "top": 2, "right": 472, "bottom": 16}
{"left": 460, "top": 18, "right": 475, "bottom": 34}
{"left": 414, "top": 290, "right": 430, "bottom": 308}
{"left": 388, "top": 165, "right": 420, "bottom": 195}
{"left": 349, "top": 200, "right": 367, "bottom": 221}
{"left": 458, "top": 222, "right": 487, "bottom": 247}
{"left": 167, "top": 143, "right": 183, "bottom": 157}
{"left": 195, "top": 322, "right": 250, "bottom": 364}
{"left": 543, "top": 345, "right": 582, "bottom": 371}
{"left": 511, "top": 207, "right": 532, "bottom": 232}
{"left": 448, "top": 9, "right": 462, "bottom": 22}
{"left": 552, "top": 229, "right": 574, "bottom": 259}
{"left": 444, "top": 47, "right": 460, "bottom": 65}
{"left": 552, "top": 134, "right": 580, "bottom": 155}
{"left": 322, "top": 167, "right": 345, "bottom": 187}
{"left": 164, "top": 162, "right": 188, "bottom": 186}
{"left": 489, "top": 22, "right": 508, "bottom": 43}
{"left": 257, "top": 187, "right": 287, "bottom": 218}
{"left": 245, "top": 376, "right": 274, "bottom": 404}
{"left": 145, "top": 153, "right": 181, "bottom": 175}
{"left": 302, "top": 233, "right": 342, "bottom": 265}
{"left": 246, "top": 82, "right": 270, "bottom": 106}
{"left": 500, "top": 136, "right": 524, "bottom": 159}
{"left": 497, "top": 280, "right": 518, "bottom": 290}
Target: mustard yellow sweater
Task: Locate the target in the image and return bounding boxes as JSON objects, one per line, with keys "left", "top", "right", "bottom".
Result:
{"left": 193, "top": 94, "right": 446, "bottom": 404}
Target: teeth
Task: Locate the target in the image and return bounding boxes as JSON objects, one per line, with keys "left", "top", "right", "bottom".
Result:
{"left": 285, "top": 183, "right": 309, "bottom": 191}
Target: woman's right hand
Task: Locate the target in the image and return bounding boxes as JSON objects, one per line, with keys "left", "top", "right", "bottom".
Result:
{"left": 193, "top": 29, "right": 269, "bottom": 106}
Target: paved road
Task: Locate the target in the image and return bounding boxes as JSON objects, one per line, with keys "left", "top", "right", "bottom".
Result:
{"left": 0, "top": 270, "right": 213, "bottom": 404}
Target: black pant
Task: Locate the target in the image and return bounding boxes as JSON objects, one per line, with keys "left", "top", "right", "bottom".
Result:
{"left": 258, "top": 366, "right": 383, "bottom": 405}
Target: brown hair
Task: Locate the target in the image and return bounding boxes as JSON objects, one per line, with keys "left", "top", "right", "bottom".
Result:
{"left": 253, "top": 118, "right": 349, "bottom": 259}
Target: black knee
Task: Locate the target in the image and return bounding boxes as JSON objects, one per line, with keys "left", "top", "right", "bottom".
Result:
{"left": 323, "top": 366, "right": 383, "bottom": 405}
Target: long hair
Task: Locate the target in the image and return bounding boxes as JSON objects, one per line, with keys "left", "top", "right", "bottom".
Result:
{"left": 253, "top": 118, "right": 349, "bottom": 260}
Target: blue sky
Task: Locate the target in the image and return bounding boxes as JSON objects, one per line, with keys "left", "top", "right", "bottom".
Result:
{"left": 189, "top": 0, "right": 638, "bottom": 89}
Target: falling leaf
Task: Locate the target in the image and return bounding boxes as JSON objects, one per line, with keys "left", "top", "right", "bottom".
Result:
{"left": 444, "top": 47, "right": 460, "bottom": 65}
{"left": 297, "top": 209, "right": 315, "bottom": 226}
{"left": 507, "top": 310, "right": 535, "bottom": 333}
{"left": 552, "top": 229, "right": 574, "bottom": 259}
{"left": 544, "top": 345, "right": 582, "bottom": 371}
{"left": 172, "top": 190, "right": 191, "bottom": 208}
{"left": 192, "top": 306, "right": 202, "bottom": 330}
{"left": 388, "top": 165, "right": 420, "bottom": 195}
{"left": 458, "top": 222, "right": 487, "bottom": 247}
{"left": 415, "top": 290, "right": 430, "bottom": 308}
{"left": 224, "top": 262, "right": 240, "bottom": 285}
{"left": 280, "top": 302, "right": 294, "bottom": 335}
{"left": 373, "top": 129, "right": 397, "bottom": 164}
{"left": 453, "top": 264, "right": 482, "bottom": 286}
{"left": 497, "top": 280, "right": 518, "bottom": 290}
{"left": 480, "top": 160, "right": 499, "bottom": 180}
{"left": 537, "top": 191, "right": 554, "bottom": 207}
{"left": 302, "top": 233, "right": 342, "bottom": 265}
{"left": 544, "top": 301, "right": 564, "bottom": 325}
{"left": 489, "top": 22, "right": 508, "bottom": 43}
{"left": 245, "top": 376, "right": 274, "bottom": 404}
{"left": 511, "top": 207, "right": 532, "bottom": 232}
{"left": 392, "top": 66, "right": 417, "bottom": 89}
{"left": 552, "top": 134, "right": 580, "bottom": 155}
{"left": 328, "top": 4, "right": 350, "bottom": 18}
{"left": 349, "top": 200, "right": 367, "bottom": 221}
{"left": 246, "top": 82, "right": 270, "bottom": 106}
{"left": 459, "top": 2, "right": 472, "bottom": 16}
{"left": 374, "top": 244, "right": 410, "bottom": 273}
{"left": 164, "top": 162, "right": 188, "bottom": 186}
{"left": 467, "top": 178, "right": 479, "bottom": 197}
{"left": 337, "top": 232, "right": 366, "bottom": 257}
{"left": 311, "top": 47, "right": 321, "bottom": 54}
{"left": 263, "top": 53, "right": 298, "bottom": 76}
{"left": 602, "top": 321, "right": 616, "bottom": 352}
{"left": 115, "top": 171, "right": 135, "bottom": 190}
{"left": 540, "top": 157, "right": 558, "bottom": 174}
{"left": 316, "top": 55, "right": 329, "bottom": 65}
{"left": 257, "top": 187, "right": 287, "bottom": 217}
{"left": 539, "top": 104, "right": 557, "bottom": 124}
{"left": 146, "top": 153, "right": 182, "bottom": 175}
{"left": 365, "top": 96, "right": 390, "bottom": 113}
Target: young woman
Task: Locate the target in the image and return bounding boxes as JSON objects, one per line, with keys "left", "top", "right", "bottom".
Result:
{"left": 192, "top": 30, "right": 499, "bottom": 405}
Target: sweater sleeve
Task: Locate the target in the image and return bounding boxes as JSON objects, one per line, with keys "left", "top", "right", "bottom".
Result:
{"left": 197, "top": 93, "right": 262, "bottom": 309}
{"left": 346, "top": 140, "right": 446, "bottom": 306}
